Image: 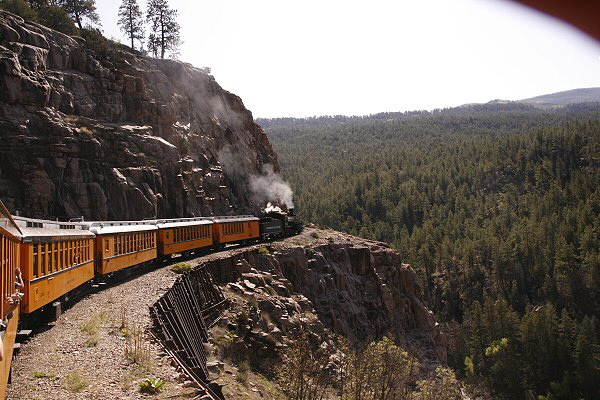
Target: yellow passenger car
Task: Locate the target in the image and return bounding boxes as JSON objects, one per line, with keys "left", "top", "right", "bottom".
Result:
{"left": 156, "top": 218, "right": 214, "bottom": 256}
{"left": 13, "top": 216, "right": 96, "bottom": 314}
{"left": 0, "top": 200, "right": 22, "bottom": 399}
{"left": 211, "top": 216, "right": 260, "bottom": 246}
{"left": 85, "top": 222, "right": 157, "bottom": 275}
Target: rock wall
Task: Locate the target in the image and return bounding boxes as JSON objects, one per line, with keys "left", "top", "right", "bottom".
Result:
{"left": 206, "top": 234, "right": 447, "bottom": 369}
{"left": 0, "top": 11, "right": 279, "bottom": 219}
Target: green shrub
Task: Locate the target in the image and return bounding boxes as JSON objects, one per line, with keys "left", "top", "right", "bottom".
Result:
{"left": 171, "top": 262, "right": 193, "bottom": 274}
{"left": 38, "top": 5, "right": 77, "bottom": 35}
{"left": 0, "top": 0, "right": 37, "bottom": 21}
{"left": 180, "top": 137, "right": 190, "bottom": 155}
{"left": 258, "top": 246, "right": 270, "bottom": 255}
{"left": 139, "top": 377, "right": 165, "bottom": 394}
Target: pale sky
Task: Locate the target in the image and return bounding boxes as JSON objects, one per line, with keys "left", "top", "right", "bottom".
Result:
{"left": 96, "top": 0, "right": 600, "bottom": 118}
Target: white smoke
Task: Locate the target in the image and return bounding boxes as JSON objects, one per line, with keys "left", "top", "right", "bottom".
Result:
{"left": 217, "top": 145, "right": 245, "bottom": 176}
{"left": 250, "top": 164, "right": 294, "bottom": 208}
{"left": 217, "top": 145, "right": 294, "bottom": 209}
{"left": 264, "top": 202, "right": 283, "bottom": 213}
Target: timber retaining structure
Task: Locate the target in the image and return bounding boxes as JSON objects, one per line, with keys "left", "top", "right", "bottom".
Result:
{"left": 150, "top": 263, "right": 227, "bottom": 400}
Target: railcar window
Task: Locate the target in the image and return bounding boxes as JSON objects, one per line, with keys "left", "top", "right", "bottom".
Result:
{"left": 54, "top": 243, "right": 59, "bottom": 271}
{"left": 40, "top": 243, "right": 46, "bottom": 275}
{"left": 32, "top": 243, "right": 38, "bottom": 277}
{"left": 50, "top": 242, "right": 55, "bottom": 273}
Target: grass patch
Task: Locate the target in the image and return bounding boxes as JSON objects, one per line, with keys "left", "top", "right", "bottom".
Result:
{"left": 258, "top": 246, "right": 270, "bottom": 255}
{"left": 125, "top": 325, "right": 152, "bottom": 367}
{"left": 85, "top": 335, "right": 99, "bottom": 347}
{"left": 171, "top": 262, "right": 193, "bottom": 274}
{"left": 33, "top": 371, "right": 47, "bottom": 378}
{"left": 80, "top": 311, "right": 107, "bottom": 347}
{"left": 236, "top": 360, "right": 250, "bottom": 385}
{"left": 215, "top": 330, "right": 237, "bottom": 346}
{"left": 78, "top": 126, "right": 94, "bottom": 136}
{"left": 64, "top": 372, "right": 88, "bottom": 393}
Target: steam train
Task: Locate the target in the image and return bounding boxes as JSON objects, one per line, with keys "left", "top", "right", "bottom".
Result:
{"left": 0, "top": 200, "right": 302, "bottom": 397}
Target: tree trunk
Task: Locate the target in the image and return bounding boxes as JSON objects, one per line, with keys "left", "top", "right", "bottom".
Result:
{"left": 129, "top": 7, "right": 134, "bottom": 50}
{"left": 160, "top": 9, "right": 165, "bottom": 59}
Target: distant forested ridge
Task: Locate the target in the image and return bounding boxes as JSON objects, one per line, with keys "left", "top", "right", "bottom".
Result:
{"left": 260, "top": 102, "right": 600, "bottom": 399}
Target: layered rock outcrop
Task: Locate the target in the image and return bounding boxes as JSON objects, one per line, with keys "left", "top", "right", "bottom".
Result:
{"left": 206, "top": 228, "right": 447, "bottom": 369}
{"left": 0, "top": 11, "right": 278, "bottom": 219}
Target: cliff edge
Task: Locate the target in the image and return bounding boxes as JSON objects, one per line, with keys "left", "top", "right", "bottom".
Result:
{"left": 0, "top": 11, "right": 279, "bottom": 220}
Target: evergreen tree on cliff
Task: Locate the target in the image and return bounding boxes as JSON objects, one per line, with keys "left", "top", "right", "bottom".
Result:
{"left": 59, "top": 0, "right": 99, "bottom": 30}
{"left": 117, "top": 0, "right": 144, "bottom": 51}
{"left": 146, "top": 0, "right": 180, "bottom": 59}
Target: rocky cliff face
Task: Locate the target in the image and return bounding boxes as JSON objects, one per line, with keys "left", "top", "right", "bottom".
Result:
{"left": 0, "top": 11, "right": 279, "bottom": 219}
{"left": 206, "top": 228, "right": 447, "bottom": 371}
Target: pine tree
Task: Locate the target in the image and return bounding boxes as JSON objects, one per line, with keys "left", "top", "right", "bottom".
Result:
{"left": 146, "top": 0, "right": 180, "bottom": 59}
{"left": 117, "top": 0, "right": 144, "bottom": 51}
{"left": 59, "top": 0, "right": 99, "bottom": 30}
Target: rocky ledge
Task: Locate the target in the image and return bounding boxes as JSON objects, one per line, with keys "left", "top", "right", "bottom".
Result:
{"left": 0, "top": 11, "right": 279, "bottom": 219}
{"left": 205, "top": 227, "right": 447, "bottom": 388}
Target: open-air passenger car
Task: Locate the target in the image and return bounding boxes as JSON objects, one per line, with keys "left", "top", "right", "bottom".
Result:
{"left": 13, "top": 216, "right": 95, "bottom": 314}
{"left": 84, "top": 221, "right": 158, "bottom": 275}
{"left": 156, "top": 218, "right": 214, "bottom": 256}
{"left": 211, "top": 216, "right": 260, "bottom": 246}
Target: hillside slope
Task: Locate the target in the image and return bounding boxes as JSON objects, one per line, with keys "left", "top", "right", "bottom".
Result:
{"left": 0, "top": 11, "right": 280, "bottom": 220}
{"left": 518, "top": 87, "right": 600, "bottom": 107}
{"left": 263, "top": 108, "right": 600, "bottom": 399}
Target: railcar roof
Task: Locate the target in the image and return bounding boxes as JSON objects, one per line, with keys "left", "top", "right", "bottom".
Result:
{"left": 210, "top": 215, "right": 260, "bottom": 223}
{"left": 83, "top": 221, "right": 158, "bottom": 235}
{"left": 17, "top": 227, "right": 95, "bottom": 242}
{"left": 13, "top": 216, "right": 93, "bottom": 242}
{"left": 155, "top": 218, "right": 213, "bottom": 229}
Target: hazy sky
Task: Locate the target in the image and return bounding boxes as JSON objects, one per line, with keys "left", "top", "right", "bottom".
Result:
{"left": 96, "top": 0, "right": 600, "bottom": 118}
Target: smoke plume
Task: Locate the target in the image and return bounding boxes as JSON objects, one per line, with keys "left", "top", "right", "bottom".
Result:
{"left": 217, "top": 145, "right": 294, "bottom": 209}
{"left": 249, "top": 164, "right": 294, "bottom": 208}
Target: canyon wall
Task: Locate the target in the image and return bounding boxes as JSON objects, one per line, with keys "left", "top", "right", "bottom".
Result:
{"left": 0, "top": 11, "right": 278, "bottom": 220}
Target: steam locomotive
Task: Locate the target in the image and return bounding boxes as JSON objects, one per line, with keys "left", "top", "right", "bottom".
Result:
{"left": 0, "top": 200, "right": 302, "bottom": 397}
